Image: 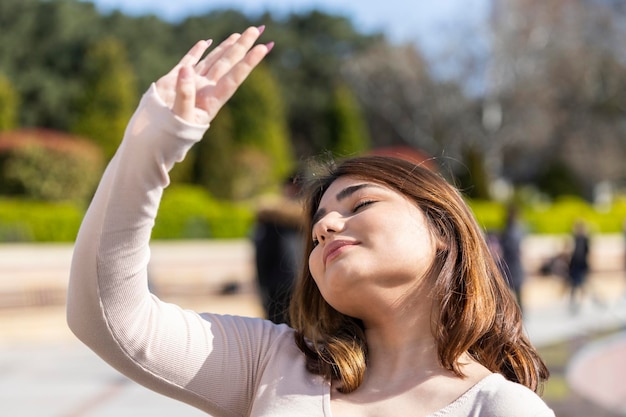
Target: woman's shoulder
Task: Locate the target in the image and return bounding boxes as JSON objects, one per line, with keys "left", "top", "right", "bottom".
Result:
{"left": 470, "top": 373, "right": 555, "bottom": 417}
{"left": 434, "top": 373, "right": 554, "bottom": 417}
{"left": 199, "top": 312, "right": 298, "bottom": 350}
{"left": 198, "top": 313, "right": 315, "bottom": 384}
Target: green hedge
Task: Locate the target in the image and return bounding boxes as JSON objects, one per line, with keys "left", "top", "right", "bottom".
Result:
{"left": 0, "top": 185, "right": 255, "bottom": 242}
{"left": 469, "top": 196, "right": 626, "bottom": 234}
{"left": 0, "top": 198, "right": 84, "bottom": 242}
{"left": 153, "top": 185, "right": 255, "bottom": 239}
{"left": 3, "top": 190, "right": 626, "bottom": 242}
{"left": 466, "top": 200, "right": 505, "bottom": 232}
{"left": 0, "top": 129, "right": 104, "bottom": 204}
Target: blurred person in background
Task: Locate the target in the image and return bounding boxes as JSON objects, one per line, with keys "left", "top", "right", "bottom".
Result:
{"left": 499, "top": 204, "right": 526, "bottom": 313}
{"left": 622, "top": 218, "right": 626, "bottom": 299}
{"left": 567, "top": 219, "right": 590, "bottom": 313}
{"left": 253, "top": 173, "right": 304, "bottom": 324}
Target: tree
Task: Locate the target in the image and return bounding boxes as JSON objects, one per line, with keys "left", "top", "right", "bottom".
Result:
{"left": 342, "top": 42, "right": 487, "bottom": 195}
{"left": 0, "top": 74, "right": 19, "bottom": 131}
{"left": 192, "top": 107, "right": 238, "bottom": 199}
{"left": 327, "top": 83, "right": 371, "bottom": 158}
{"left": 261, "top": 11, "right": 382, "bottom": 156}
{"left": 183, "top": 63, "right": 293, "bottom": 201}
{"left": 0, "top": 0, "right": 104, "bottom": 129}
{"left": 343, "top": 43, "right": 437, "bottom": 151}
{"left": 488, "top": 0, "right": 626, "bottom": 198}
{"left": 227, "top": 62, "right": 293, "bottom": 199}
{"left": 103, "top": 11, "right": 176, "bottom": 92}
{"left": 0, "top": 2, "right": 383, "bottom": 162}
{"left": 71, "top": 37, "right": 137, "bottom": 160}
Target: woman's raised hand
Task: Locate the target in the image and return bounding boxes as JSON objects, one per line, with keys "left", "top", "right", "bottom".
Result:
{"left": 155, "top": 26, "right": 273, "bottom": 125}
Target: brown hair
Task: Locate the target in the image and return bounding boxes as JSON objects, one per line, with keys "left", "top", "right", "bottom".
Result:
{"left": 289, "top": 155, "right": 549, "bottom": 393}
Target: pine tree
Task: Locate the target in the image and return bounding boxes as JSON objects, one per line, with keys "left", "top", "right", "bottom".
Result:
{"left": 328, "top": 83, "right": 370, "bottom": 158}
{"left": 228, "top": 63, "right": 293, "bottom": 199}
{"left": 72, "top": 37, "right": 137, "bottom": 160}
{"left": 0, "top": 74, "right": 19, "bottom": 131}
{"left": 194, "top": 107, "right": 238, "bottom": 199}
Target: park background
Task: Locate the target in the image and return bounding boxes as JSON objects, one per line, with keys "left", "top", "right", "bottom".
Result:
{"left": 1, "top": 0, "right": 626, "bottom": 416}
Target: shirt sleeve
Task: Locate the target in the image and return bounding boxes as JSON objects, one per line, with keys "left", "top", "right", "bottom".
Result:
{"left": 66, "top": 84, "right": 287, "bottom": 417}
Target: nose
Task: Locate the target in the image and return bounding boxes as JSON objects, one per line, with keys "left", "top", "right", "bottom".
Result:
{"left": 313, "top": 211, "right": 345, "bottom": 243}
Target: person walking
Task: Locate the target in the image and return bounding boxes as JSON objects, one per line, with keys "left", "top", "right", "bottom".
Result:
{"left": 500, "top": 204, "right": 526, "bottom": 313}
{"left": 252, "top": 174, "right": 304, "bottom": 324}
{"left": 567, "top": 220, "right": 590, "bottom": 313}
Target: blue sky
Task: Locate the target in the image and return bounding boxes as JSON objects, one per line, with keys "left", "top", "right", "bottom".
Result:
{"left": 83, "top": 0, "right": 490, "bottom": 54}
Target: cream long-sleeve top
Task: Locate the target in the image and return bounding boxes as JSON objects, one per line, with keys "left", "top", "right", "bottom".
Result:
{"left": 67, "top": 85, "right": 556, "bottom": 417}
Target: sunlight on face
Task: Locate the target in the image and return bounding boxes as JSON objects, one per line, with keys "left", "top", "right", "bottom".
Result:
{"left": 308, "top": 176, "right": 438, "bottom": 320}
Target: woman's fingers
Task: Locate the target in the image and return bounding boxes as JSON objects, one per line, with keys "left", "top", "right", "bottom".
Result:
{"left": 178, "top": 39, "right": 212, "bottom": 68}
{"left": 219, "top": 42, "right": 273, "bottom": 97}
{"left": 155, "top": 39, "right": 212, "bottom": 103}
{"left": 204, "top": 26, "right": 265, "bottom": 84}
{"left": 199, "top": 42, "right": 273, "bottom": 118}
{"left": 162, "top": 27, "right": 272, "bottom": 123}
{"left": 195, "top": 33, "right": 241, "bottom": 76}
{"left": 172, "top": 65, "right": 197, "bottom": 122}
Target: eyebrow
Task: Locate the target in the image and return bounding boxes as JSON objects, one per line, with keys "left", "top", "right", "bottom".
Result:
{"left": 312, "top": 183, "right": 382, "bottom": 225}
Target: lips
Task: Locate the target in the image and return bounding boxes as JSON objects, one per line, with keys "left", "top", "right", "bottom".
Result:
{"left": 323, "top": 239, "right": 359, "bottom": 265}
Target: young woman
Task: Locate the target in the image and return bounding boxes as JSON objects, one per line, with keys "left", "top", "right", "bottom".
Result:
{"left": 67, "top": 26, "right": 554, "bottom": 416}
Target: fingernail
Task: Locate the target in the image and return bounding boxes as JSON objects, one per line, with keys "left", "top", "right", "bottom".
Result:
{"left": 205, "top": 39, "right": 213, "bottom": 46}
{"left": 265, "top": 41, "right": 275, "bottom": 52}
{"left": 258, "top": 25, "right": 266, "bottom": 34}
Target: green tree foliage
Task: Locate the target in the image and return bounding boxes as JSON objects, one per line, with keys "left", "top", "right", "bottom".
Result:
{"left": 535, "top": 159, "right": 584, "bottom": 199}
{"left": 175, "top": 61, "right": 294, "bottom": 201}
{"left": 72, "top": 37, "right": 137, "bottom": 160}
{"left": 173, "top": 10, "right": 253, "bottom": 50}
{"left": 263, "top": 12, "right": 381, "bottom": 156}
{"left": 327, "top": 83, "right": 371, "bottom": 158}
{"left": 0, "top": 74, "right": 19, "bottom": 130}
{"left": 192, "top": 107, "right": 238, "bottom": 199}
{"left": 228, "top": 62, "right": 293, "bottom": 199}
{"left": 456, "top": 145, "right": 491, "bottom": 200}
{"left": 5, "top": 0, "right": 618, "bottom": 204}
{"left": 102, "top": 12, "right": 176, "bottom": 91}
{"left": 0, "top": 129, "right": 104, "bottom": 203}
{"left": 0, "top": 0, "right": 105, "bottom": 128}
{"left": 0, "top": 1, "right": 380, "bottom": 158}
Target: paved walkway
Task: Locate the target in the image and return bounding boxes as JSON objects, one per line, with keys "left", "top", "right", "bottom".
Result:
{"left": 1, "top": 238, "right": 626, "bottom": 416}
{"left": 566, "top": 329, "right": 626, "bottom": 415}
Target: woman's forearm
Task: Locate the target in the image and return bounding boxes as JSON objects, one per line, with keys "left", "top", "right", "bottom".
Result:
{"left": 66, "top": 84, "right": 215, "bottom": 403}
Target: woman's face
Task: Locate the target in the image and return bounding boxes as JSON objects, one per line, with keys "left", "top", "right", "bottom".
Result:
{"left": 309, "top": 175, "right": 438, "bottom": 319}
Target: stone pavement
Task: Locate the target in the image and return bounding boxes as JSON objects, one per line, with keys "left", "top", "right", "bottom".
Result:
{"left": 1, "top": 237, "right": 626, "bottom": 416}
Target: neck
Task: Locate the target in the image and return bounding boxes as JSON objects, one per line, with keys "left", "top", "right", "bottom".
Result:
{"left": 370, "top": 324, "right": 437, "bottom": 369}
{"left": 360, "top": 299, "right": 441, "bottom": 380}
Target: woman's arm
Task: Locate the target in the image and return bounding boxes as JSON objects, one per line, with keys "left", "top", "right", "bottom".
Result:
{"left": 67, "top": 28, "right": 276, "bottom": 416}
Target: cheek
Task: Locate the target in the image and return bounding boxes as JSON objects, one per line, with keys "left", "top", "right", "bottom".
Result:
{"left": 308, "top": 247, "right": 323, "bottom": 282}
{"left": 387, "top": 211, "right": 437, "bottom": 264}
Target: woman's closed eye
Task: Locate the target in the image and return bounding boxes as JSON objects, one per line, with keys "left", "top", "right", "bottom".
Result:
{"left": 353, "top": 200, "right": 375, "bottom": 212}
